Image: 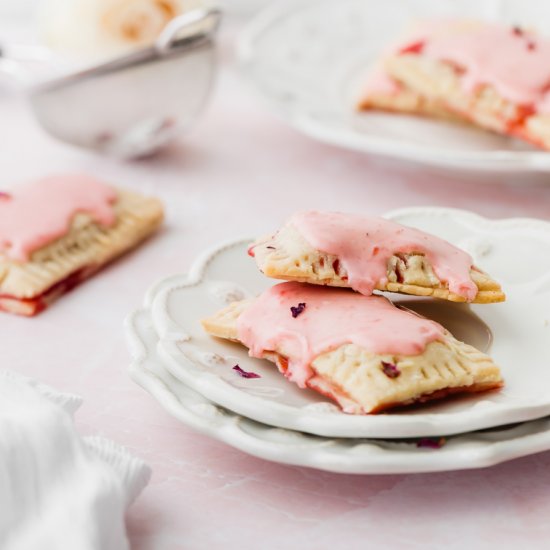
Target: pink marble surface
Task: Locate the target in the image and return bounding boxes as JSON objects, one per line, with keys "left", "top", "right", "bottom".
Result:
{"left": 2, "top": 21, "right": 550, "bottom": 550}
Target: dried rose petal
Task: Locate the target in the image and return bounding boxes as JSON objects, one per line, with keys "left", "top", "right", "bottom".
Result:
{"left": 417, "top": 437, "right": 446, "bottom": 449}
{"left": 290, "top": 302, "right": 306, "bottom": 318}
{"left": 233, "top": 365, "right": 261, "bottom": 379}
{"left": 0, "top": 191, "right": 11, "bottom": 200}
{"left": 247, "top": 245, "right": 255, "bottom": 258}
{"left": 381, "top": 361, "right": 400, "bottom": 379}
{"left": 512, "top": 25, "right": 524, "bottom": 36}
{"left": 527, "top": 40, "right": 537, "bottom": 51}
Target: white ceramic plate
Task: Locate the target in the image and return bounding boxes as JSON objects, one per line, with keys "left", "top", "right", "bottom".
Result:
{"left": 126, "top": 304, "right": 550, "bottom": 474}
{"left": 149, "top": 207, "right": 550, "bottom": 438}
{"left": 239, "top": 0, "right": 550, "bottom": 173}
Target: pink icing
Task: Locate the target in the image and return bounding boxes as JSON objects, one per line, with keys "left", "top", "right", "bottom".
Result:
{"left": 362, "top": 67, "right": 402, "bottom": 97}
{"left": 0, "top": 174, "right": 117, "bottom": 262}
{"left": 236, "top": 282, "right": 444, "bottom": 388}
{"left": 290, "top": 211, "right": 477, "bottom": 301}
{"left": 396, "top": 20, "right": 550, "bottom": 114}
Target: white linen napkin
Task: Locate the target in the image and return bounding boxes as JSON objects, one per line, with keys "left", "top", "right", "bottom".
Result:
{"left": 0, "top": 370, "right": 151, "bottom": 550}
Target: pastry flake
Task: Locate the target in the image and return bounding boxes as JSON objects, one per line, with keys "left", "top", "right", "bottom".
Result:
{"left": 201, "top": 282, "right": 503, "bottom": 414}
{"left": 249, "top": 212, "right": 505, "bottom": 304}
{"left": 0, "top": 174, "right": 163, "bottom": 316}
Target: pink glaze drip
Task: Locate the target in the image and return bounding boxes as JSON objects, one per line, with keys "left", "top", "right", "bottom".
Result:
{"left": 396, "top": 20, "right": 550, "bottom": 113}
{"left": 236, "top": 282, "right": 444, "bottom": 388}
{"left": 0, "top": 174, "right": 117, "bottom": 262}
{"left": 290, "top": 211, "right": 477, "bottom": 301}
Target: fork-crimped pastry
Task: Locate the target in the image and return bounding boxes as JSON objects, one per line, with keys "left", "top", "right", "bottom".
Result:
{"left": 202, "top": 282, "right": 503, "bottom": 414}
{"left": 0, "top": 174, "right": 163, "bottom": 316}
{"left": 249, "top": 211, "right": 505, "bottom": 304}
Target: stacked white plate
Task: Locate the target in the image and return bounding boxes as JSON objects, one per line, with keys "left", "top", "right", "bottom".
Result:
{"left": 125, "top": 207, "right": 550, "bottom": 474}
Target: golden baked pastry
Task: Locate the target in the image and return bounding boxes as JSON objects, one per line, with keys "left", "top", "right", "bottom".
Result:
{"left": 202, "top": 283, "right": 503, "bottom": 414}
{"left": 357, "top": 68, "right": 465, "bottom": 122}
{"left": 0, "top": 175, "right": 163, "bottom": 316}
{"left": 249, "top": 212, "right": 505, "bottom": 304}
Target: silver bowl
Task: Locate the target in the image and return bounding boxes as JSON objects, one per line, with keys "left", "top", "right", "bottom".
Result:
{"left": 11, "top": 8, "right": 221, "bottom": 158}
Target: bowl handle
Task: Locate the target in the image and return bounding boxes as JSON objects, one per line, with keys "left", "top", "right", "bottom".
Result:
{"left": 155, "top": 8, "right": 222, "bottom": 55}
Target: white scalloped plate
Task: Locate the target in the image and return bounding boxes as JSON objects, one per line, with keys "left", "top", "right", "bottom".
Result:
{"left": 148, "top": 207, "right": 550, "bottom": 438}
{"left": 239, "top": 0, "right": 550, "bottom": 173}
{"left": 126, "top": 305, "right": 550, "bottom": 474}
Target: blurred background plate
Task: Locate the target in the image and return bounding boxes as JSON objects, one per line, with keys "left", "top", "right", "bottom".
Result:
{"left": 239, "top": 0, "right": 550, "bottom": 174}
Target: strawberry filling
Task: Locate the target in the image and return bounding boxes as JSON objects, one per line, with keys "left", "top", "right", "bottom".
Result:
{"left": 0, "top": 265, "right": 97, "bottom": 317}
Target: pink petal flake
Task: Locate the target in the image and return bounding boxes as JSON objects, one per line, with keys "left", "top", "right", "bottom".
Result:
{"left": 381, "top": 361, "right": 401, "bottom": 379}
{"left": 512, "top": 26, "right": 524, "bottom": 37}
{"left": 233, "top": 365, "right": 261, "bottom": 379}
{"left": 417, "top": 437, "right": 447, "bottom": 449}
{"left": 290, "top": 302, "right": 306, "bottom": 318}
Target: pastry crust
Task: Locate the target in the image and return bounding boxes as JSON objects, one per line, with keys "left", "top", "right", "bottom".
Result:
{"left": 0, "top": 188, "right": 163, "bottom": 315}
{"left": 201, "top": 299, "right": 503, "bottom": 414}
{"left": 357, "top": 78, "right": 465, "bottom": 123}
{"left": 250, "top": 224, "right": 505, "bottom": 304}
